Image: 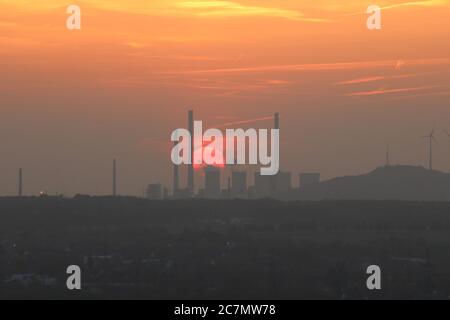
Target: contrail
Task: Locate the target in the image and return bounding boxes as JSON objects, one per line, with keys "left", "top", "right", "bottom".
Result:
{"left": 213, "top": 116, "right": 274, "bottom": 129}
{"left": 162, "top": 58, "right": 450, "bottom": 75}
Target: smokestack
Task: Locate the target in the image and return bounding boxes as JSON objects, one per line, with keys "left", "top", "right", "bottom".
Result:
{"left": 173, "top": 141, "right": 179, "bottom": 195}
{"left": 188, "top": 110, "right": 194, "bottom": 194}
{"left": 113, "top": 159, "right": 117, "bottom": 196}
{"left": 274, "top": 112, "right": 280, "bottom": 130}
{"left": 18, "top": 168, "right": 22, "bottom": 197}
{"left": 386, "top": 145, "right": 390, "bottom": 167}
{"left": 273, "top": 112, "right": 280, "bottom": 193}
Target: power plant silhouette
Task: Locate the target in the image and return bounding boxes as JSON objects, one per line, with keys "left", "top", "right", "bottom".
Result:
{"left": 166, "top": 110, "right": 296, "bottom": 200}
{"left": 188, "top": 110, "right": 194, "bottom": 194}
{"left": 10, "top": 113, "right": 450, "bottom": 201}
{"left": 113, "top": 158, "right": 117, "bottom": 197}
{"left": 18, "top": 168, "right": 22, "bottom": 197}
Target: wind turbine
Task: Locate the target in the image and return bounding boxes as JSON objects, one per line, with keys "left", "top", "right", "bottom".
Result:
{"left": 444, "top": 129, "right": 450, "bottom": 138}
{"left": 422, "top": 125, "right": 437, "bottom": 170}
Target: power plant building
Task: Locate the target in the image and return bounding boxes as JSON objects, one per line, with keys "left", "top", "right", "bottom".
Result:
{"left": 254, "top": 172, "right": 275, "bottom": 198}
{"left": 275, "top": 171, "right": 292, "bottom": 192}
{"left": 299, "top": 173, "right": 321, "bottom": 188}
{"left": 146, "top": 183, "right": 162, "bottom": 200}
{"left": 204, "top": 166, "right": 221, "bottom": 198}
{"left": 231, "top": 171, "right": 247, "bottom": 198}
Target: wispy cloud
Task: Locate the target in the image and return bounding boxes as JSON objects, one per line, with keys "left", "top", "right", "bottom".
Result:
{"left": 0, "top": 0, "right": 328, "bottom": 21}
{"left": 176, "top": 1, "right": 328, "bottom": 21}
{"left": 212, "top": 115, "right": 274, "bottom": 128}
{"left": 387, "top": 89, "right": 450, "bottom": 100}
{"left": 346, "top": 0, "right": 450, "bottom": 15}
{"left": 380, "top": 0, "right": 449, "bottom": 10}
{"left": 334, "top": 73, "right": 420, "bottom": 86}
{"left": 164, "top": 58, "right": 450, "bottom": 75}
{"left": 346, "top": 85, "right": 438, "bottom": 97}
{"left": 335, "top": 76, "right": 386, "bottom": 86}
{"left": 146, "top": 54, "right": 238, "bottom": 62}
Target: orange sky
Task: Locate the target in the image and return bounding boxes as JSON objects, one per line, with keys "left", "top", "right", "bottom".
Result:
{"left": 1, "top": 0, "right": 450, "bottom": 196}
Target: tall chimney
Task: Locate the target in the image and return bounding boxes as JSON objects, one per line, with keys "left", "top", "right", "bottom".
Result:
{"left": 173, "top": 141, "right": 179, "bottom": 196}
{"left": 18, "top": 168, "right": 22, "bottom": 197}
{"left": 188, "top": 110, "right": 194, "bottom": 194}
{"left": 273, "top": 113, "right": 280, "bottom": 194}
{"left": 113, "top": 159, "right": 117, "bottom": 196}
{"left": 386, "top": 145, "right": 390, "bottom": 167}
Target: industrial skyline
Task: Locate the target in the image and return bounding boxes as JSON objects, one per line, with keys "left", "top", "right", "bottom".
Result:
{"left": 1, "top": 1, "right": 450, "bottom": 197}
{"left": 8, "top": 109, "right": 450, "bottom": 199}
{"left": 2, "top": 0, "right": 450, "bottom": 304}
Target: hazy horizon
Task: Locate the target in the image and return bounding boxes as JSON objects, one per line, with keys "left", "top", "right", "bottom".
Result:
{"left": 1, "top": 0, "right": 450, "bottom": 196}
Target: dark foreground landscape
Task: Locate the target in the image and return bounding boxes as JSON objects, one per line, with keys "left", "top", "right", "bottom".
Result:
{"left": 1, "top": 197, "right": 450, "bottom": 300}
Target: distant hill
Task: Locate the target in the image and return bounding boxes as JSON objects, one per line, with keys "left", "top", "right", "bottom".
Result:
{"left": 298, "top": 165, "right": 450, "bottom": 201}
